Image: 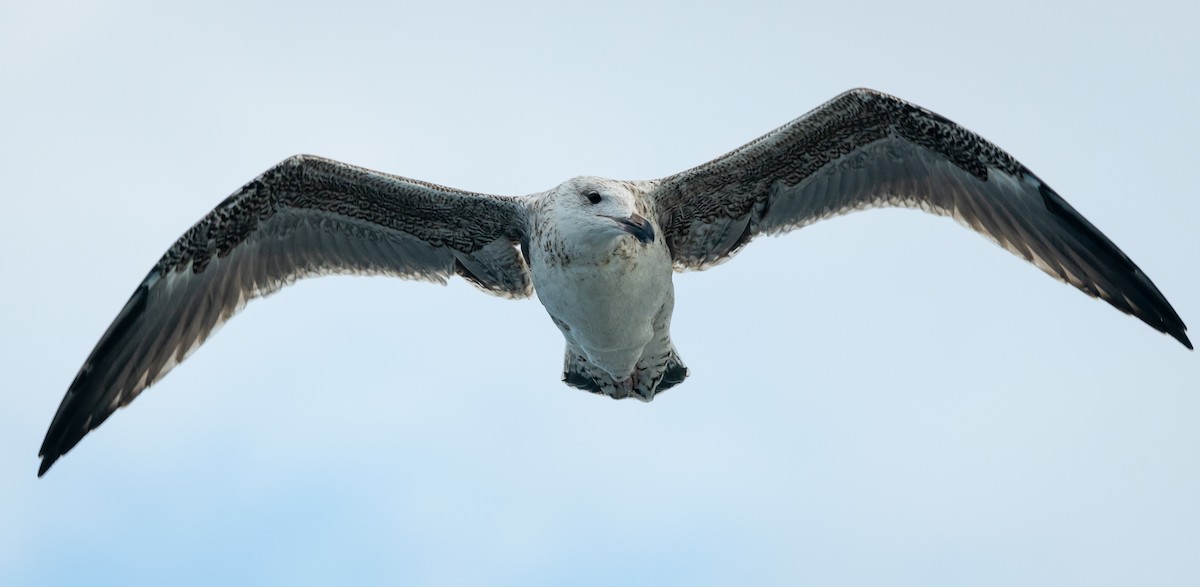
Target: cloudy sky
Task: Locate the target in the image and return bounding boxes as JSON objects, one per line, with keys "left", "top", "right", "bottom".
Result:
{"left": 2, "top": 1, "right": 1197, "bottom": 585}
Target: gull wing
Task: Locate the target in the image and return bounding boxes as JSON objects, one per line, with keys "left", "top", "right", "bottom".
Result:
{"left": 652, "top": 88, "right": 1189, "bottom": 348}
{"left": 39, "top": 155, "right": 531, "bottom": 475}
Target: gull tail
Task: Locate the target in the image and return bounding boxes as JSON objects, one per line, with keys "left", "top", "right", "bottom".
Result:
{"left": 562, "top": 347, "right": 689, "bottom": 402}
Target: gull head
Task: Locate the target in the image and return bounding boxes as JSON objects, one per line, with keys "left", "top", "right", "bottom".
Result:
{"left": 544, "top": 176, "right": 655, "bottom": 251}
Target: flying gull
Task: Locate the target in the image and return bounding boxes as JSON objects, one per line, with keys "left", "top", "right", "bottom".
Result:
{"left": 38, "top": 88, "right": 1191, "bottom": 476}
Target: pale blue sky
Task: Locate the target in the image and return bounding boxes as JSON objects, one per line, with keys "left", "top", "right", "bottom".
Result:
{"left": 2, "top": 1, "right": 1197, "bottom": 585}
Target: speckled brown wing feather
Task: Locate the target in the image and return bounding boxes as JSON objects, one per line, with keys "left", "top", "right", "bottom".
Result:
{"left": 39, "top": 155, "right": 531, "bottom": 476}
{"left": 652, "top": 88, "right": 1189, "bottom": 349}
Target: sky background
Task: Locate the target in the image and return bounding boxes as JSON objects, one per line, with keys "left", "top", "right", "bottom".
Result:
{"left": 2, "top": 1, "right": 1197, "bottom": 585}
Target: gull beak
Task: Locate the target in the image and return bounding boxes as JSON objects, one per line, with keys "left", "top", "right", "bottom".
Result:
{"left": 607, "top": 212, "right": 655, "bottom": 244}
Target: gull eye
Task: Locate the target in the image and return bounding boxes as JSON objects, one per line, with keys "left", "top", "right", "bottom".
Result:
{"left": 585, "top": 190, "right": 602, "bottom": 205}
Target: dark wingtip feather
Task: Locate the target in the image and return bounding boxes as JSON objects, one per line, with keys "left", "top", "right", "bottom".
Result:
{"left": 37, "top": 280, "right": 152, "bottom": 477}
{"left": 1173, "top": 330, "right": 1192, "bottom": 350}
{"left": 1034, "top": 181, "right": 1190, "bottom": 349}
{"left": 37, "top": 455, "right": 55, "bottom": 478}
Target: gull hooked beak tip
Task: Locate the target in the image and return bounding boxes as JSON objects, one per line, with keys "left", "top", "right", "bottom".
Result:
{"left": 607, "top": 212, "right": 655, "bottom": 244}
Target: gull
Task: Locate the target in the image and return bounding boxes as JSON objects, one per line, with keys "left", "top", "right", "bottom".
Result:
{"left": 38, "top": 88, "right": 1190, "bottom": 476}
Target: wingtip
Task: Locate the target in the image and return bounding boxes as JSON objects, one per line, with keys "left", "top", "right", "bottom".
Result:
{"left": 37, "top": 455, "right": 56, "bottom": 478}
{"left": 1162, "top": 315, "right": 1191, "bottom": 350}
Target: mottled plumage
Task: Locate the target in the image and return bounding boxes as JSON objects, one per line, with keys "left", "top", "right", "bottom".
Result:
{"left": 39, "top": 88, "right": 1190, "bottom": 476}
